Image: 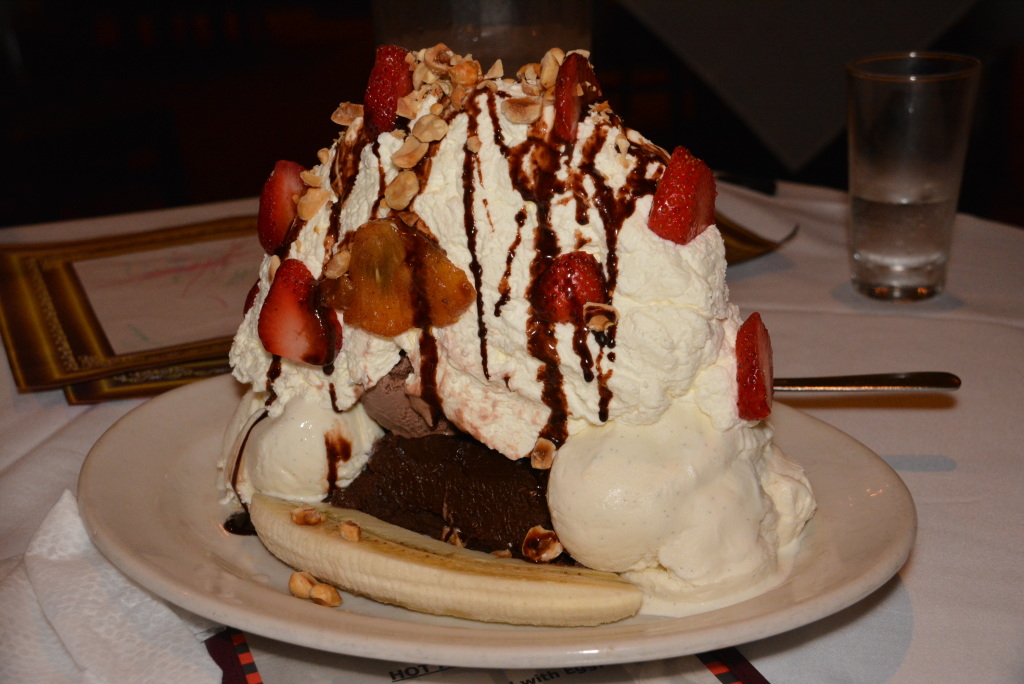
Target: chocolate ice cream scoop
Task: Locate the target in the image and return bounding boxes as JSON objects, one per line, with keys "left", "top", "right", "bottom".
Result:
{"left": 360, "top": 356, "right": 455, "bottom": 438}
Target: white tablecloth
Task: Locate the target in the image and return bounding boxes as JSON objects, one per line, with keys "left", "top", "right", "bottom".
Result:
{"left": 1, "top": 184, "right": 1022, "bottom": 682}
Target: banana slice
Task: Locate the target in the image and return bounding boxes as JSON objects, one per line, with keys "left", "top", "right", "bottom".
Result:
{"left": 249, "top": 493, "right": 642, "bottom": 626}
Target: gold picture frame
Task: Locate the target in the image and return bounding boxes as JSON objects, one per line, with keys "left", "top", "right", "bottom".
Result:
{"left": 0, "top": 216, "right": 261, "bottom": 400}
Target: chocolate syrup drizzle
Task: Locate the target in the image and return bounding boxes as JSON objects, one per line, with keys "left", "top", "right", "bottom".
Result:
{"left": 324, "top": 429, "right": 353, "bottom": 499}
{"left": 462, "top": 101, "right": 490, "bottom": 379}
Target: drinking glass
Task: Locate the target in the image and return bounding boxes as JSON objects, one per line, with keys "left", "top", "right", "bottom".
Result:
{"left": 846, "top": 52, "right": 980, "bottom": 300}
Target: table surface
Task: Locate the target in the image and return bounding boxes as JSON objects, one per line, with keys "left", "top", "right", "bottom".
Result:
{"left": 2, "top": 182, "right": 1022, "bottom": 683}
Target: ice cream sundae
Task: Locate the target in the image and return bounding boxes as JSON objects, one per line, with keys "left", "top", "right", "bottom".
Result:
{"left": 222, "top": 43, "right": 815, "bottom": 626}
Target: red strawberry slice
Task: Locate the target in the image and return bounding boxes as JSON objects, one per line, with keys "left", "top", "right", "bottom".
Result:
{"left": 257, "top": 160, "right": 306, "bottom": 254}
{"left": 648, "top": 146, "right": 717, "bottom": 245}
{"left": 534, "top": 251, "right": 607, "bottom": 324}
{"left": 736, "top": 312, "right": 773, "bottom": 421}
{"left": 258, "top": 258, "right": 336, "bottom": 366}
{"left": 553, "top": 52, "right": 603, "bottom": 142}
{"left": 364, "top": 44, "right": 413, "bottom": 135}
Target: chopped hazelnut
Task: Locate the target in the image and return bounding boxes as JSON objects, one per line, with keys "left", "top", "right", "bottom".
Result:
{"left": 338, "top": 520, "right": 362, "bottom": 542}
{"left": 384, "top": 169, "right": 420, "bottom": 210}
{"left": 501, "top": 96, "right": 543, "bottom": 124}
{"left": 530, "top": 438, "right": 556, "bottom": 470}
{"left": 392, "top": 137, "right": 429, "bottom": 169}
{"left": 330, "top": 102, "right": 364, "bottom": 126}
{"left": 539, "top": 48, "right": 565, "bottom": 89}
{"left": 267, "top": 254, "right": 281, "bottom": 282}
{"left": 300, "top": 170, "right": 322, "bottom": 187}
{"left": 522, "top": 525, "right": 564, "bottom": 563}
{"left": 322, "top": 249, "right": 351, "bottom": 279}
{"left": 449, "top": 59, "right": 482, "bottom": 88}
{"left": 297, "top": 187, "right": 330, "bottom": 220}
{"left": 309, "top": 583, "right": 343, "bottom": 607}
{"left": 424, "top": 43, "right": 455, "bottom": 74}
{"left": 290, "top": 505, "right": 325, "bottom": 526}
{"left": 484, "top": 59, "right": 504, "bottom": 80}
{"left": 583, "top": 302, "right": 618, "bottom": 332}
{"left": 288, "top": 571, "right": 316, "bottom": 599}
{"left": 466, "top": 135, "right": 482, "bottom": 153}
{"left": 411, "top": 113, "right": 449, "bottom": 143}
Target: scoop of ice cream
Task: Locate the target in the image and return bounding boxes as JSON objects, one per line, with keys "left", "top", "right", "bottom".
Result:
{"left": 547, "top": 397, "right": 814, "bottom": 616}
{"left": 233, "top": 395, "right": 383, "bottom": 504}
{"left": 358, "top": 356, "right": 456, "bottom": 438}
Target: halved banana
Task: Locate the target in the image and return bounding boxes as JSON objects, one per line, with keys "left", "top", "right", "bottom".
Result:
{"left": 249, "top": 493, "right": 642, "bottom": 626}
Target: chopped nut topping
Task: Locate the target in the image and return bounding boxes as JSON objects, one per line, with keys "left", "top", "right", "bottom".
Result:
{"left": 466, "top": 135, "right": 482, "bottom": 153}
{"left": 288, "top": 571, "right": 317, "bottom": 599}
{"left": 484, "top": 59, "right": 504, "bottom": 80}
{"left": 520, "top": 81, "right": 542, "bottom": 97}
{"left": 317, "top": 147, "right": 331, "bottom": 164}
{"left": 322, "top": 249, "right": 351, "bottom": 279}
{"left": 309, "top": 582, "right": 343, "bottom": 607}
{"left": 413, "top": 61, "right": 438, "bottom": 89}
{"left": 429, "top": 102, "right": 444, "bottom": 116}
{"left": 411, "top": 113, "right": 449, "bottom": 143}
{"left": 384, "top": 169, "right": 420, "bottom": 210}
{"left": 397, "top": 91, "right": 424, "bottom": 120}
{"left": 522, "top": 525, "right": 564, "bottom": 563}
{"left": 297, "top": 187, "right": 330, "bottom": 220}
{"left": 338, "top": 520, "right": 362, "bottom": 542}
{"left": 449, "top": 59, "right": 482, "bottom": 88}
{"left": 501, "top": 96, "right": 543, "bottom": 124}
{"left": 290, "top": 505, "right": 325, "bottom": 526}
{"left": 517, "top": 62, "right": 541, "bottom": 83}
{"left": 530, "top": 437, "right": 556, "bottom": 470}
{"left": 300, "top": 170, "right": 322, "bottom": 187}
{"left": 583, "top": 302, "right": 618, "bottom": 332}
{"left": 424, "top": 43, "right": 455, "bottom": 74}
{"left": 539, "top": 48, "right": 565, "bottom": 89}
{"left": 447, "top": 84, "right": 472, "bottom": 112}
{"left": 442, "top": 526, "right": 465, "bottom": 547}
{"left": 267, "top": 254, "right": 281, "bottom": 282}
{"left": 490, "top": 549, "right": 513, "bottom": 558}
{"left": 391, "top": 137, "right": 429, "bottom": 168}
{"left": 331, "top": 101, "right": 364, "bottom": 126}
{"left": 615, "top": 135, "right": 630, "bottom": 155}
{"left": 625, "top": 128, "right": 648, "bottom": 148}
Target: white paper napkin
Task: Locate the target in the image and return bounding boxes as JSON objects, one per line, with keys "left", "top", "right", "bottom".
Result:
{"left": 0, "top": 490, "right": 222, "bottom": 683}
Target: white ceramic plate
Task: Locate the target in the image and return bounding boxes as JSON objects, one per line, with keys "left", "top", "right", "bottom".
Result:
{"left": 78, "top": 374, "right": 915, "bottom": 669}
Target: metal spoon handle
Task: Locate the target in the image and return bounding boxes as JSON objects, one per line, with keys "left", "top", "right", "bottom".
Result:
{"left": 773, "top": 372, "right": 961, "bottom": 392}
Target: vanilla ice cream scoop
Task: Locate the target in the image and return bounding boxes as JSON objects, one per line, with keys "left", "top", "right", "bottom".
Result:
{"left": 548, "top": 398, "right": 814, "bottom": 615}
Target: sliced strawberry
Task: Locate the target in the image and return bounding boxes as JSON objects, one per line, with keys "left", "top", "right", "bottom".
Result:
{"left": 553, "top": 52, "right": 603, "bottom": 142}
{"left": 257, "top": 160, "right": 306, "bottom": 254}
{"left": 243, "top": 279, "right": 260, "bottom": 316}
{"left": 258, "top": 258, "right": 334, "bottom": 366}
{"left": 364, "top": 45, "right": 413, "bottom": 135}
{"left": 534, "top": 251, "right": 607, "bottom": 324}
{"left": 648, "top": 146, "right": 717, "bottom": 246}
{"left": 736, "top": 312, "right": 773, "bottom": 421}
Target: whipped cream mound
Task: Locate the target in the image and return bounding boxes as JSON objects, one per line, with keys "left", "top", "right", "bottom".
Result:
{"left": 230, "top": 56, "right": 740, "bottom": 461}
{"left": 226, "top": 44, "right": 816, "bottom": 616}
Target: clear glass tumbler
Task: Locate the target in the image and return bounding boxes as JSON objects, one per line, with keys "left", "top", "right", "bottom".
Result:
{"left": 846, "top": 52, "right": 980, "bottom": 300}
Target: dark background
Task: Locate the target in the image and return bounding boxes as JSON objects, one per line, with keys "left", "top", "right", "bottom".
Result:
{"left": 2, "top": 0, "right": 1022, "bottom": 229}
